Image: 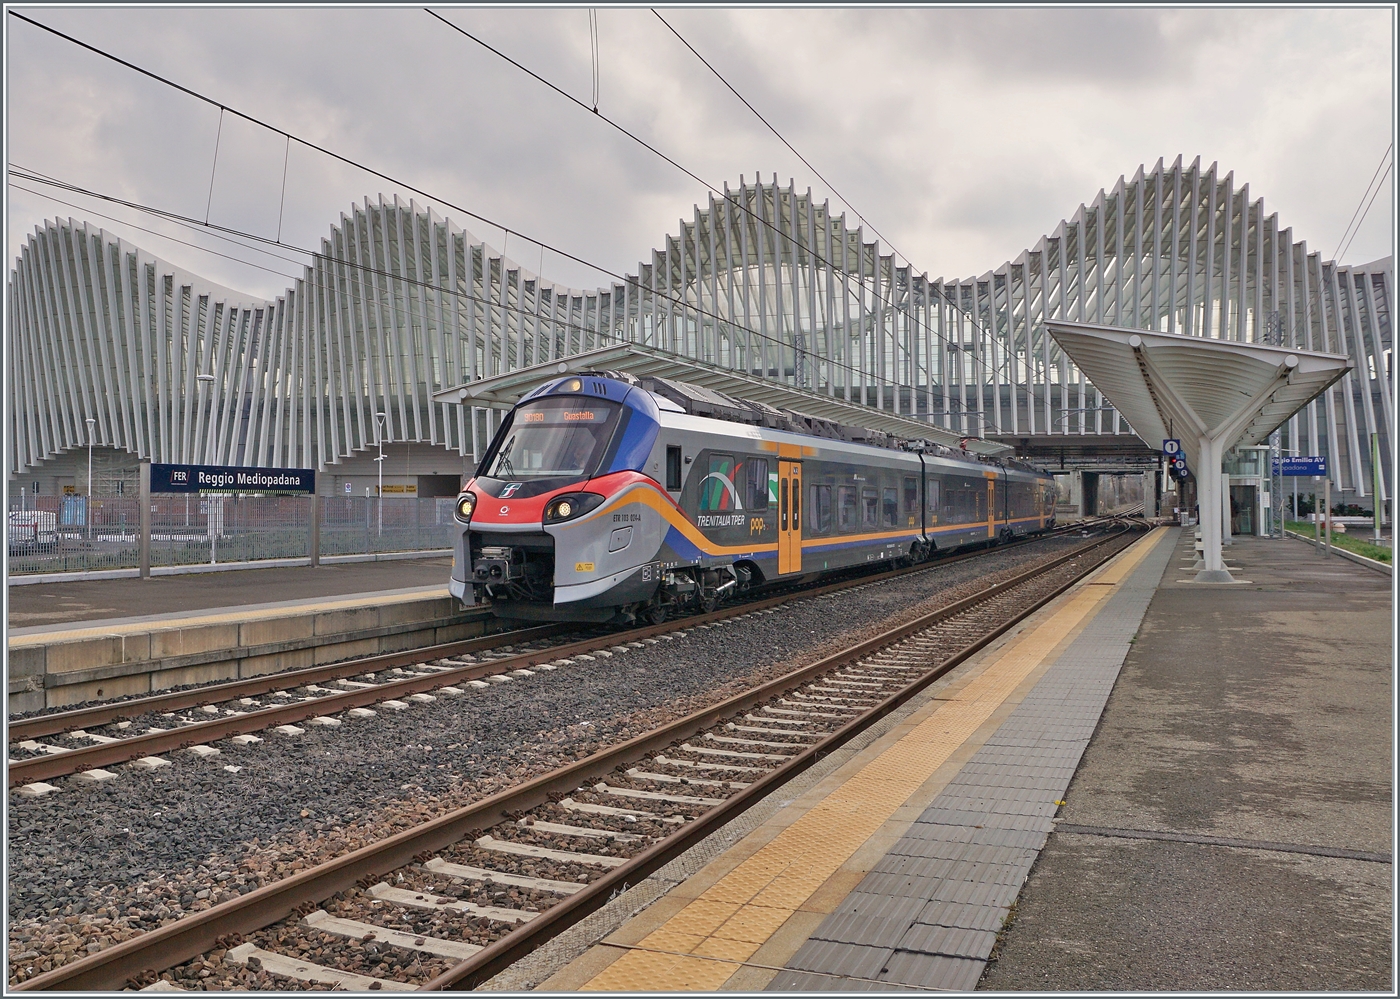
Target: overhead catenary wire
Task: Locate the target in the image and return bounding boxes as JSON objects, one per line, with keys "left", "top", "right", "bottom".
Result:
{"left": 15, "top": 173, "right": 996, "bottom": 446}
{"left": 425, "top": 9, "right": 1007, "bottom": 371}
{"left": 9, "top": 166, "right": 903, "bottom": 397}
{"left": 1331, "top": 141, "right": 1392, "bottom": 262}
{"left": 11, "top": 6, "right": 1009, "bottom": 412}
{"left": 1336, "top": 159, "right": 1392, "bottom": 264}
{"left": 5, "top": 12, "right": 912, "bottom": 397}
{"left": 11, "top": 165, "right": 872, "bottom": 386}
{"left": 424, "top": 7, "right": 1015, "bottom": 417}
{"left": 646, "top": 9, "right": 1006, "bottom": 419}
{"left": 203, "top": 107, "right": 224, "bottom": 225}
{"left": 276, "top": 134, "right": 291, "bottom": 244}
{"left": 649, "top": 9, "right": 914, "bottom": 270}
{"left": 9, "top": 9, "right": 1009, "bottom": 431}
{"left": 589, "top": 9, "right": 600, "bottom": 112}
{"left": 9, "top": 177, "right": 654, "bottom": 376}
{"left": 7, "top": 10, "right": 635, "bottom": 289}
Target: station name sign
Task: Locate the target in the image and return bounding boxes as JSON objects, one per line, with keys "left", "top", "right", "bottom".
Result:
{"left": 1271, "top": 456, "right": 1327, "bottom": 477}
{"left": 150, "top": 463, "right": 316, "bottom": 494}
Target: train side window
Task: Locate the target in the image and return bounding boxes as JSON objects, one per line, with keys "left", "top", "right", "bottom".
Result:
{"left": 666, "top": 446, "right": 682, "bottom": 491}
{"left": 809, "top": 485, "right": 832, "bottom": 533}
{"left": 838, "top": 486, "right": 857, "bottom": 530}
{"left": 745, "top": 458, "right": 770, "bottom": 510}
{"left": 903, "top": 477, "right": 918, "bottom": 514}
{"left": 882, "top": 487, "right": 898, "bottom": 527}
{"left": 862, "top": 488, "right": 879, "bottom": 528}
{"left": 926, "top": 479, "right": 940, "bottom": 522}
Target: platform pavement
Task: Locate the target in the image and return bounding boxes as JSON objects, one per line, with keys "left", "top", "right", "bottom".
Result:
{"left": 532, "top": 528, "right": 1177, "bottom": 992}
{"left": 6, "top": 555, "right": 453, "bottom": 633}
{"left": 979, "top": 530, "right": 1392, "bottom": 991}
{"left": 5, "top": 556, "right": 475, "bottom": 713}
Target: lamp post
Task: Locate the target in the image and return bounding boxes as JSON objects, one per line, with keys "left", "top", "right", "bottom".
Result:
{"left": 85, "top": 417, "right": 96, "bottom": 541}
{"left": 375, "top": 412, "right": 387, "bottom": 537}
{"left": 190, "top": 374, "right": 214, "bottom": 528}
{"left": 193, "top": 374, "right": 215, "bottom": 528}
{"left": 195, "top": 373, "right": 216, "bottom": 459}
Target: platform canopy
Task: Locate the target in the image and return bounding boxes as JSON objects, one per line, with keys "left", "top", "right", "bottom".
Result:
{"left": 1043, "top": 321, "right": 1350, "bottom": 469}
{"left": 1046, "top": 320, "right": 1350, "bottom": 582}
{"left": 432, "top": 342, "right": 1011, "bottom": 455}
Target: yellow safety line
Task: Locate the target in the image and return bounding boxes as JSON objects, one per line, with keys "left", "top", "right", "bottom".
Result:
{"left": 580, "top": 528, "right": 1166, "bottom": 992}
{"left": 8, "top": 586, "right": 451, "bottom": 648}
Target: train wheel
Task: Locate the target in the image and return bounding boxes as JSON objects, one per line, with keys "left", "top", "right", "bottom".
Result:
{"left": 643, "top": 603, "right": 668, "bottom": 626}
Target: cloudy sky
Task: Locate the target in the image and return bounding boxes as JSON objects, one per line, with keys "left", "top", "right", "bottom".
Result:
{"left": 6, "top": 6, "right": 1395, "bottom": 301}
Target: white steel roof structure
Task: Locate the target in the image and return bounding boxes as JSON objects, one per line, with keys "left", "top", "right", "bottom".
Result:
{"left": 8, "top": 157, "right": 1392, "bottom": 506}
{"left": 430, "top": 341, "right": 1010, "bottom": 455}
{"left": 1047, "top": 320, "right": 1350, "bottom": 581}
{"left": 1044, "top": 322, "right": 1351, "bottom": 473}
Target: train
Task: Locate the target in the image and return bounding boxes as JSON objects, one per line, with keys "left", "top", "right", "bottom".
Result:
{"left": 449, "top": 372, "right": 1057, "bottom": 624}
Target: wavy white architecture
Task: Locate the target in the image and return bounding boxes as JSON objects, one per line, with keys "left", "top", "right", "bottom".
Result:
{"left": 7, "top": 156, "right": 1392, "bottom": 501}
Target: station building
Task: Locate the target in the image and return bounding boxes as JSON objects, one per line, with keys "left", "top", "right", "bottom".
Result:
{"left": 7, "top": 156, "right": 1392, "bottom": 517}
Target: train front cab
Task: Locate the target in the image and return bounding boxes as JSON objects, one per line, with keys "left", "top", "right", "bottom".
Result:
{"left": 451, "top": 375, "right": 668, "bottom": 622}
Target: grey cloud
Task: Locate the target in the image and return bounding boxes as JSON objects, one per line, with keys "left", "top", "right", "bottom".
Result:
{"left": 6, "top": 6, "right": 1392, "bottom": 304}
{"left": 862, "top": 8, "right": 1201, "bottom": 87}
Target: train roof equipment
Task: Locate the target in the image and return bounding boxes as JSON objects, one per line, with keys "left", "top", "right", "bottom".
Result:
{"left": 432, "top": 341, "right": 1013, "bottom": 457}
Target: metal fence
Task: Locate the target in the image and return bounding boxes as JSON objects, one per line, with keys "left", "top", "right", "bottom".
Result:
{"left": 319, "top": 496, "right": 458, "bottom": 557}
{"left": 6, "top": 495, "right": 458, "bottom": 576}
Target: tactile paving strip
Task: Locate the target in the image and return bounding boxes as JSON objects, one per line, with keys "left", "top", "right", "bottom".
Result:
{"left": 577, "top": 530, "right": 1168, "bottom": 992}
{"left": 768, "top": 528, "right": 1177, "bottom": 992}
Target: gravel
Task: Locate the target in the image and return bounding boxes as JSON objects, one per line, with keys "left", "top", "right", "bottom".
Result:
{"left": 7, "top": 533, "right": 1090, "bottom": 986}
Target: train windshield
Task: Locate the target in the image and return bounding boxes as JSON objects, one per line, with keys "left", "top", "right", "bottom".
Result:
{"left": 484, "top": 397, "right": 621, "bottom": 480}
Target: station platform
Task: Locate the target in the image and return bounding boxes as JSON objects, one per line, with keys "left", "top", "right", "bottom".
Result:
{"left": 5, "top": 556, "right": 497, "bottom": 714}
{"left": 7, "top": 555, "right": 452, "bottom": 631}
{"left": 530, "top": 527, "right": 1392, "bottom": 992}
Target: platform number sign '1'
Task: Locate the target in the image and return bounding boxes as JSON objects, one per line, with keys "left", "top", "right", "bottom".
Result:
{"left": 1162, "top": 439, "right": 1181, "bottom": 456}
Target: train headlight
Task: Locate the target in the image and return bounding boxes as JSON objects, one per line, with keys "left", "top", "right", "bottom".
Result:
{"left": 543, "top": 492, "right": 605, "bottom": 524}
{"left": 454, "top": 492, "right": 477, "bottom": 523}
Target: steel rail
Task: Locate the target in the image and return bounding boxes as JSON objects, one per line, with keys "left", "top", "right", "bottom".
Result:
{"left": 12, "top": 527, "right": 1137, "bottom": 992}
{"left": 7, "top": 624, "right": 568, "bottom": 742}
{"left": 11, "top": 526, "right": 1078, "bottom": 742}
{"left": 422, "top": 527, "right": 1139, "bottom": 991}
{"left": 9, "top": 526, "right": 1087, "bottom": 783}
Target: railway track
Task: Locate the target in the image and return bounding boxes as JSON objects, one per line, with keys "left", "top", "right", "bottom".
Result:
{"left": 12, "top": 524, "right": 1142, "bottom": 992}
{"left": 9, "top": 522, "right": 1109, "bottom": 792}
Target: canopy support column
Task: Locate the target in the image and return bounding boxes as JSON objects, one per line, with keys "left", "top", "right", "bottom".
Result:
{"left": 1221, "top": 464, "right": 1233, "bottom": 547}
{"left": 1195, "top": 435, "right": 1233, "bottom": 581}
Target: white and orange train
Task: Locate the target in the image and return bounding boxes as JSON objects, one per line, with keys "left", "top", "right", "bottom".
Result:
{"left": 450, "top": 372, "right": 1056, "bottom": 624}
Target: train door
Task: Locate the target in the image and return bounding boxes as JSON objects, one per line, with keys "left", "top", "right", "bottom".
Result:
{"left": 986, "top": 478, "right": 997, "bottom": 538}
{"left": 778, "top": 460, "right": 802, "bottom": 574}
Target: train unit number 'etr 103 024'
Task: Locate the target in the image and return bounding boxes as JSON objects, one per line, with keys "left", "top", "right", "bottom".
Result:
{"left": 449, "top": 373, "right": 1056, "bottom": 624}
